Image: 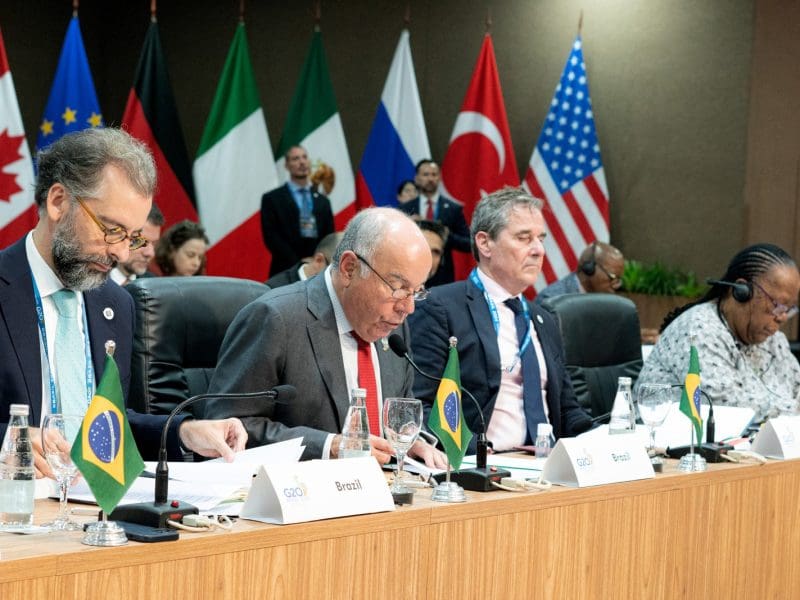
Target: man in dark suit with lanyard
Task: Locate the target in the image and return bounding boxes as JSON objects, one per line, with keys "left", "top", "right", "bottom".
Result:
{"left": 398, "top": 159, "right": 471, "bottom": 286}
{"left": 408, "top": 187, "right": 592, "bottom": 452}
{"left": 0, "top": 128, "right": 246, "bottom": 477}
{"left": 261, "top": 145, "right": 335, "bottom": 276}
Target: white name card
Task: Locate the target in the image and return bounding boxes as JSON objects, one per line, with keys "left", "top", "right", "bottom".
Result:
{"left": 752, "top": 416, "right": 800, "bottom": 459}
{"left": 240, "top": 456, "right": 395, "bottom": 525}
{"left": 543, "top": 435, "right": 655, "bottom": 487}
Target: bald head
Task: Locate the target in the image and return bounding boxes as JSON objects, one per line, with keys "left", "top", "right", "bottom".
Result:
{"left": 578, "top": 241, "right": 625, "bottom": 293}
{"left": 332, "top": 208, "right": 431, "bottom": 342}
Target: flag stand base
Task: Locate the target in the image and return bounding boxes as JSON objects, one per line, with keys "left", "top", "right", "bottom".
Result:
{"left": 431, "top": 480, "right": 467, "bottom": 503}
{"left": 82, "top": 519, "right": 128, "bottom": 547}
{"left": 678, "top": 452, "right": 707, "bottom": 472}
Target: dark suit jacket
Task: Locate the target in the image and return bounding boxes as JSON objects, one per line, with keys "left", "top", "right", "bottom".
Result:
{"left": 265, "top": 262, "right": 304, "bottom": 289}
{"left": 0, "top": 238, "right": 183, "bottom": 459}
{"left": 260, "top": 183, "right": 334, "bottom": 276}
{"left": 399, "top": 194, "right": 471, "bottom": 285}
{"left": 407, "top": 277, "right": 592, "bottom": 449}
{"left": 204, "top": 274, "right": 414, "bottom": 460}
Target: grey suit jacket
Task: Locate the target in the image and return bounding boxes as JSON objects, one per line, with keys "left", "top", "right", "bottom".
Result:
{"left": 204, "top": 273, "right": 414, "bottom": 459}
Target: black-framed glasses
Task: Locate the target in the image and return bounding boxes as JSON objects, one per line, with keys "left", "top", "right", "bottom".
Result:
{"left": 753, "top": 280, "right": 799, "bottom": 319}
{"left": 597, "top": 262, "right": 622, "bottom": 289}
{"left": 76, "top": 197, "right": 148, "bottom": 250}
{"left": 354, "top": 253, "right": 429, "bottom": 301}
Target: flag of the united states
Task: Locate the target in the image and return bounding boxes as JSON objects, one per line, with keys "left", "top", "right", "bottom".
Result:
{"left": 523, "top": 36, "right": 609, "bottom": 291}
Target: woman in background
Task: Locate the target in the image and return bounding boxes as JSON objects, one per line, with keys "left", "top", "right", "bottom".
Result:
{"left": 155, "top": 220, "right": 209, "bottom": 276}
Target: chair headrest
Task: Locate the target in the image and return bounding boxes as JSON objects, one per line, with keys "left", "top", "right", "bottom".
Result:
{"left": 539, "top": 293, "right": 642, "bottom": 366}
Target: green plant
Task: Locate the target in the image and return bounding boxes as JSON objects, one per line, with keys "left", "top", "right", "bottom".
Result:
{"left": 621, "top": 260, "right": 707, "bottom": 297}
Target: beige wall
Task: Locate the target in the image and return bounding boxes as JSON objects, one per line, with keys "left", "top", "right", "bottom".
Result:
{"left": 1, "top": 1, "right": 759, "bottom": 280}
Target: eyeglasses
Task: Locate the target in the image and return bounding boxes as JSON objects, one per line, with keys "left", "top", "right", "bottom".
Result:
{"left": 753, "top": 280, "right": 799, "bottom": 319}
{"left": 597, "top": 263, "right": 623, "bottom": 290}
{"left": 354, "top": 253, "right": 429, "bottom": 302}
{"left": 76, "top": 197, "right": 148, "bottom": 250}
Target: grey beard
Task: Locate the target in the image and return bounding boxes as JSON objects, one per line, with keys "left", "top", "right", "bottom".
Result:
{"left": 51, "top": 219, "right": 114, "bottom": 292}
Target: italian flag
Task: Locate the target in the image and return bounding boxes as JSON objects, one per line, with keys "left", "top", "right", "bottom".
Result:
{"left": 0, "top": 27, "right": 35, "bottom": 249}
{"left": 193, "top": 22, "right": 279, "bottom": 280}
{"left": 276, "top": 28, "right": 355, "bottom": 229}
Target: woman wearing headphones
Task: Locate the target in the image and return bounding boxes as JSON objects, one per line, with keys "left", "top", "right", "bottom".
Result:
{"left": 636, "top": 243, "right": 800, "bottom": 422}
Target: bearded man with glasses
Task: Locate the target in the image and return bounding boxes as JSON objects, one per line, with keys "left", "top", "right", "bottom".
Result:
{"left": 636, "top": 243, "right": 800, "bottom": 423}
{"left": 0, "top": 128, "right": 248, "bottom": 477}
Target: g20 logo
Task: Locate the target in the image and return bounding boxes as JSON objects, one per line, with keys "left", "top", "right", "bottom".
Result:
{"left": 283, "top": 486, "right": 305, "bottom": 498}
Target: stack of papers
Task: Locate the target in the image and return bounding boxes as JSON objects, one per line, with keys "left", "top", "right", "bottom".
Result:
{"left": 66, "top": 438, "right": 305, "bottom": 515}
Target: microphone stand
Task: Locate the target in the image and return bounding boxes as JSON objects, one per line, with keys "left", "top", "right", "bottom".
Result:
{"left": 109, "top": 388, "right": 294, "bottom": 528}
{"left": 665, "top": 388, "right": 733, "bottom": 465}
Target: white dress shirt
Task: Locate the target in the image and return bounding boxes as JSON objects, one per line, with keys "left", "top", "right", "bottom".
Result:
{"left": 475, "top": 268, "right": 549, "bottom": 451}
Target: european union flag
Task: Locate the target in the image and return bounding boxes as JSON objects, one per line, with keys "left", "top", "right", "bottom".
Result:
{"left": 36, "top": 16, "right": 103, "bottom": 153}
{"left": 71, "top": 353, "right": 144, "bottom": 515}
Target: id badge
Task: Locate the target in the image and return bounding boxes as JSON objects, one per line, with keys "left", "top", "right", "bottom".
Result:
{"left": 300, "top": 214, "right": 318, "bottom": 238}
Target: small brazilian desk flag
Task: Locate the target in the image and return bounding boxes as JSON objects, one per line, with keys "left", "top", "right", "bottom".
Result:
{"left": 680, "top": 345, "right": 704, "bottom": 443}
{"left": 71, "top": 352, "right": 144, "bottom": 514}
{"left": 428, "top": 337, "right": 472, "bottom": 470}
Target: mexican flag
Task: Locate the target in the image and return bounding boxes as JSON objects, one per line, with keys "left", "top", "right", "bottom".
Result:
{"left": 276, "top": 28, "right": 355, "bottom": 229}
{"left": 193, "top": 22, "right": 279, "bottom": 280}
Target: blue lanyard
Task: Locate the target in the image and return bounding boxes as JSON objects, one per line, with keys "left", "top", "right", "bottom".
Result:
{"left": 32, "top": 277, "right": 95, "bottom": 415}
{"left": 469, "top": 268, "right": 532, "bottom": 370}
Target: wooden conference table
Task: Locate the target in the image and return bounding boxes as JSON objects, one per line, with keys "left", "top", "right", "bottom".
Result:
{"left": 1, "top": 458, "right": 798, "bottom": 599}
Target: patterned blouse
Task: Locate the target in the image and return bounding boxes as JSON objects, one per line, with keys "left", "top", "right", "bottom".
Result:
{"left": 635, "top": 301, "right": 800, "bottom": 422}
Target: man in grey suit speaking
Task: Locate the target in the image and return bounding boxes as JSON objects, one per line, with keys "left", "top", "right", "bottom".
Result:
{"left": 205, "top": 208, "right": 446, "bottom": 467}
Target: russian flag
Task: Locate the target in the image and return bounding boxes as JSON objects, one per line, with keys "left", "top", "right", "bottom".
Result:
{"left": 356, "top": 29, "right": 430, "bottom": 209}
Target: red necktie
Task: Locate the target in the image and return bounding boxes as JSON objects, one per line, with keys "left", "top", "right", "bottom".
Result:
{"left": 425, "top": 199, "right": 434, "bottom": 220}
{"left": 352, "top": 332, "right": 381, "bottom": 435}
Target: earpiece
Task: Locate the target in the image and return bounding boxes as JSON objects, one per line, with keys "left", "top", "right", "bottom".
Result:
{"left": 707, "top": 279, "right": 753, "bottom": 303}
{"left": 579, "top": 241, "right": 598, "bottom": 276}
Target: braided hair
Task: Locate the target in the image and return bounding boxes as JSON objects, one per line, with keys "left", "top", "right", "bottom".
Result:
{"left": 660, "top": 243, "right": 796, "bottom": 332}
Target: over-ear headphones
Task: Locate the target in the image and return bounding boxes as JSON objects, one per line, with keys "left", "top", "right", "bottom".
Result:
{"left": 707, "top": 279, "right": 753, "bottom": 303}
{"left": 579, "top": 241, "right": 598, "bottom": 276}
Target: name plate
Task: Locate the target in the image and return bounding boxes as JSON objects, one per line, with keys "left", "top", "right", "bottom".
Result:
{"left": 240, "top": 457, "right": 395, "bottom": 525}
{"left": 752, "top": 416, "right": 800, "bottom": 459}
{"left": 543, "top": 435, "right": 654, "bottom": 487}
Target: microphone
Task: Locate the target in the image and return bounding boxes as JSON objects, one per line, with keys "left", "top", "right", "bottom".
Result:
{"left": 388, "top": 334, "right": 510, "bottom": 491}
{"left": 109, "top": 385, "right": 296, "bottom": 528}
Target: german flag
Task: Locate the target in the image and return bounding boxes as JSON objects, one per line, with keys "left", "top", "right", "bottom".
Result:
{"left": 122, "top": 19, "right": 197, "bottom": 228}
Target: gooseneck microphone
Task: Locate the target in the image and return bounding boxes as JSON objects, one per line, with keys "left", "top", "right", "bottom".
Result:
{"left": 388, "top": 334, "right": 491, "bottom": 470}
{"left": 109, "top": 385, "right": 296, "bottom": 528}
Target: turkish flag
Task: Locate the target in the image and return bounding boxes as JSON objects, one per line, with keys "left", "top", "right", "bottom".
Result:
{"left": 441, "top": 34, "right": 519, "bottom": 281}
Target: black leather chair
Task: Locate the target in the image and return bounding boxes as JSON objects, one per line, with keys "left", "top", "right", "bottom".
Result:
{"left": 539, "top": 293, "right": 643, "bottom": 421}
{"left": 126, "top": 276, "right": 269, "bottom": 417}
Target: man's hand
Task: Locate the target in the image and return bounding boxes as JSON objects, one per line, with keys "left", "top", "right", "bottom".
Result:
{"left": 178, "top": 418, "right": 247, "bottom": 462}
{"left": 408, "top": 439, "right": 448, "bottom": 470}
{"left": 329, "top": 434, "right": 393, "bottom": 464}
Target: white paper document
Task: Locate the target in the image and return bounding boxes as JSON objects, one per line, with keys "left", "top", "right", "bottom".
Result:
{"left": 67, "top": 438, "right": 306, "bottom": 513}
